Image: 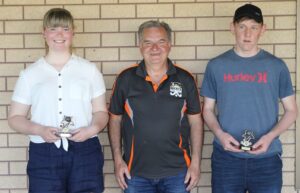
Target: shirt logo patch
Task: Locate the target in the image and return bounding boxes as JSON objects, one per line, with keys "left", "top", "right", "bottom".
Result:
{"left": 170, "top": 82, "right": 182, "bottom": 97}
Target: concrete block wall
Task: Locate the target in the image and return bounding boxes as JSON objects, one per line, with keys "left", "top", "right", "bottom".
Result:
{"left": 0, "top": 0, "right": 298, "bottom": 193}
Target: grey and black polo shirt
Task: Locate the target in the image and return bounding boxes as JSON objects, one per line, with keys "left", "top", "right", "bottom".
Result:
{"left": 109, "top": 59, "right": 201, "bottom": 179}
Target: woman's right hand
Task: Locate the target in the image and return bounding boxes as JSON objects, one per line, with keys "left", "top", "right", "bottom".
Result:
{"left": 39, "top": 126, "right": 60, "bottom": 143}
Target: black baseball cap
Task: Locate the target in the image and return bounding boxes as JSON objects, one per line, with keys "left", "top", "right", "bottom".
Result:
{"left": 234, "top": 4, "right": 263, "bottom": 23}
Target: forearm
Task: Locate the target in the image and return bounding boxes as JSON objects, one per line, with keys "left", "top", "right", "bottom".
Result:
{"left": 88, "top": 111, "right": 109, "bottom": 135}
{"left": 266, "top": 95, "right": 298, "bottom": 140}
{"left": 267, "top": 109, "right": 298, "bottom": 140}
{"left": 203, "top": 109, "right": 224, "bottom": 138}
{"left": 190, "top": 115, "right": 203, "bottom": 164}
{"left": 186, "top": 112, "right": 203, "bottom": 170}
{"left": 108, "top": 116, "right": 123, "bottom": 163}
{"left": 8, "top": 115, "right": 42, "bottom": 136}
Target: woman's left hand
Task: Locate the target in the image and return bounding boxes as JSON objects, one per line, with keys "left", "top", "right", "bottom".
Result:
{"left": 68, "top": 127, "right": 93, "bottom": 142}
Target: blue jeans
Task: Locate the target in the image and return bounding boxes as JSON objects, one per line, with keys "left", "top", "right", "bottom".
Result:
{"left": 212, "top": 146, "right": 282, "bottom": 193}
{"left": 124, "top": 170, "right": 189, "bottom": 193}
{"left": 27, "top": 138, "right": 104, "bottom": 193}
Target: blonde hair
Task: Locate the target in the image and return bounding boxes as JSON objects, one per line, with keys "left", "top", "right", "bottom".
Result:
{"left": 43, "top": 8, "right": 74, "bottom": 53}
{"left": 43, "top": 8, "right": 74, "bottom": 29}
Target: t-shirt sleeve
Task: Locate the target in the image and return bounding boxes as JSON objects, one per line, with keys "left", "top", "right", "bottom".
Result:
{"left": 91, "top": 64, "right": 106, "bottom": 98}
{"left": 279, "top": 63, "right": 294, "bottom": 99}
{"left": 185, "top": 75, "right": 201, "bottom": 114}
{"left": 11, "top": 71, "right": 32, "bottom": 105}
{"left": 109, "top": 73, "right": 127, "bottom": 115}
{"left": 200, "top": 61, "right": 217, "bottom": 99}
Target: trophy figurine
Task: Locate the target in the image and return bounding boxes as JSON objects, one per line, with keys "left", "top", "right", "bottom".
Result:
{"left": 240, "top": 129, "right": 255, "bottom": 151}
{"left": 57, "top": 116, "right": 74, "bottom": 138}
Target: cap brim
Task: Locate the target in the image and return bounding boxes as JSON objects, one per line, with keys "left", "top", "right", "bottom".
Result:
{"left": 234, "top": 13, "right": 263, "bottom": 23}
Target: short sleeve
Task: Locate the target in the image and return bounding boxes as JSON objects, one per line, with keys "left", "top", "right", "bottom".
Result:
{"left": 185, "top": 75, "right": 201, "bottom": 114}
{"left": 12, "top": 71, "right": 32, "bottom": 105}
{"left": 200, "top": 61, "right": 217, "bottom": 99}
{"left": 91, "top": 65, "right": 106, "bottom": 98}
{"left": 109, "top": 73, "right": 127, "bottom": 115}
{"left": 279, "top": 64, "right": 294, "bottom": 99}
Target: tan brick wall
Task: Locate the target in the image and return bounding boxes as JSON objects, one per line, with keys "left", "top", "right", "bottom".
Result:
{"left": 0, "top": 1, "right": 299, "bottom": 193}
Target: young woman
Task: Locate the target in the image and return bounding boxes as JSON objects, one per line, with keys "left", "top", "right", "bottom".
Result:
{"left": 8, "top": 8, "right": 108, "bottom": 193}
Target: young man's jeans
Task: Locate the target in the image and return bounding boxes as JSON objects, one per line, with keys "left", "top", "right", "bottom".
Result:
{"left": 212, "top": 146, "right": 282, "bottom": 193}
{"left": 124, "top": 170, "right": 189, "bottom": 193}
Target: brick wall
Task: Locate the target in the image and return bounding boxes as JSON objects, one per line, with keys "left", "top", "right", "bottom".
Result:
{"left": 0, "top": 1, "right": 298, "bottom": 193}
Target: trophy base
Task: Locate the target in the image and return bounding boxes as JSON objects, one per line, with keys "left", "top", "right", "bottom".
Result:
{"left": 240, "top": 145, "right": 252, "bottom": 151}
{"left": 57, "top": 132, "right": 72, "bottom": 138}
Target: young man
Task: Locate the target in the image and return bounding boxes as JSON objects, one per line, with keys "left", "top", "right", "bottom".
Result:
{"left": 109, "top": 20, "right": 203, "bottom": 193}
{"left": 201, "top": 4, "right": 298, "bottom": 193}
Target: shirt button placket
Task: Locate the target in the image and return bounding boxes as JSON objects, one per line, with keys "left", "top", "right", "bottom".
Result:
{"left": 58, "top": 73, "right": 63, "bottom": 119}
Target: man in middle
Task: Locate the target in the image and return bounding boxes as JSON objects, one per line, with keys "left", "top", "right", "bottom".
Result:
{"left": 109, "top": 20, "right": 203, "bottom": 193}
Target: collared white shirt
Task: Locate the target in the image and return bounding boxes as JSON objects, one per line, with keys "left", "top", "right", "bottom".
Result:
{"left": 12, "top": 54, "right": 106, "bottom": 150}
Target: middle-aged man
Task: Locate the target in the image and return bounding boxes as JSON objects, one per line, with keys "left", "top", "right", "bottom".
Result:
{"left": 201, "top": 4, "right": 298, "bottom": 193}
{"left": 109, "top": 20, "right": 203, "bottom": 193}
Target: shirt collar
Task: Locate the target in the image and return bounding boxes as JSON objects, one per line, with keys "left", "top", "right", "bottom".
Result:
{"left": 136, "top": 58, "right": 176, "bottom": 78}
{"left": 41, "top": 54, "right": 76, "bottom": 72}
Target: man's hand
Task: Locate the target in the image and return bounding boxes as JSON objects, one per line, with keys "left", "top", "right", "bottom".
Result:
{"left": 249, "top": 95, "right": 298, "bottom": 155}
{"left": 248, "top": 134, "right": 273, "bottom": 155}
{"left": 217, "top": 131, "right": 243, "bottom": 153}
{"left": 184, "top": 161, "right": 200, "bottom": 191}
{"left": 114, "top": 160, "right": 131, "bottom": 190}
{"left": 203, "top": 97, "right": 243, "bottom": 153}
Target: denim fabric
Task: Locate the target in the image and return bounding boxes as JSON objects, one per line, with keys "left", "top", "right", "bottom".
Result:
{"left": 27, "top": 138, "right": 104, "bottom": 193}
{"left": 124, "top": 170, "right": 189, "bottom": 193}
{"left": 212, "top": 146, "right": 282, "bottom": 193}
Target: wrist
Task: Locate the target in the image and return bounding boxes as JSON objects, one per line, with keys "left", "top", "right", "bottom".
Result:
{"left": 114, "top": 156, "right": 124, "bottom": 165}
{"left": 85, "top": 125, "right": 100, "bottom": 136}
{"left": 190, "top": 157, "right": 200, "bottom": 166}
{"left": 265, "top": 130, "right": 277, "bottom": 141}
{"left": 112, "top": 149, "right": 123, "bottom": 161}
{"left": 214, "top": 128, "right": 224, "bottom": 139}
{"left": 32, "top": 123, "right": 44, "bottom": 136}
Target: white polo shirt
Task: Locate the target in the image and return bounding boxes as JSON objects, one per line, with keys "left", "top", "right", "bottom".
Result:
{"left": 12, "top": 54, "right": 106, "bottom": 150}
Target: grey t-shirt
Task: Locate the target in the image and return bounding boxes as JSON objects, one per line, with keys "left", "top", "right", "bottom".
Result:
{"left": 201, "top": 49, "right": 294, "bottom": 158}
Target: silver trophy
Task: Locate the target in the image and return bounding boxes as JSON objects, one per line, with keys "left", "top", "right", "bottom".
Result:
{"left": 240, "top": 129, "right": 255, "bottom": 151}
{"left": 57, "top": 116, "right": 74, "bottom": 138}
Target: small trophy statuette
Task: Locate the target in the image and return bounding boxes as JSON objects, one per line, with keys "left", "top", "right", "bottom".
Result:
{"left": 57, "top": 116, "right": 74, "bottom": 138}
{"left": 240, "top": 129, "right": 255, "bottom": 151}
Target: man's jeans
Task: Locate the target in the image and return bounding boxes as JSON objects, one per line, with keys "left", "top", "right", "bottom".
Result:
{"left": 124, "top": 170, "right": 189, "bottom": 193}
{"left": 212, "top": 146, "right": 282, "bottom": 193}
